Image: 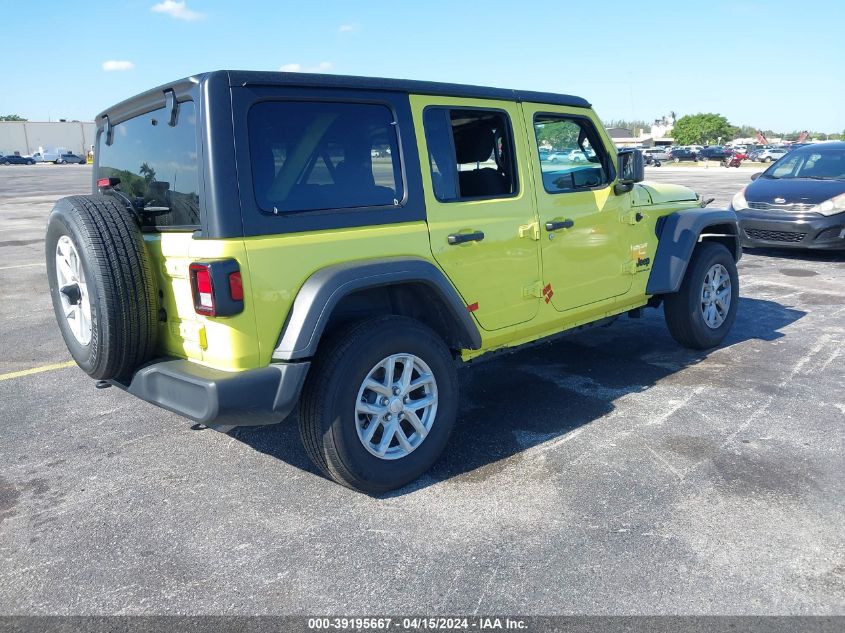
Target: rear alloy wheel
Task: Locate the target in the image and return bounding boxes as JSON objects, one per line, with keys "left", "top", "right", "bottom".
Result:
{"left": 298, "top": 316, "right": 458, "bottom": 494}
{"left": 664, "top": 241, "right": 739, "bottom": 349}
{"left": 355, "top": 353, "right": 438, "bottom": 460}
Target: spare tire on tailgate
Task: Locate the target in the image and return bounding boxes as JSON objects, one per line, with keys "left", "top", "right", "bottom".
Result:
{"left": 45, "top": 195, "right": 158, "bottom": 381}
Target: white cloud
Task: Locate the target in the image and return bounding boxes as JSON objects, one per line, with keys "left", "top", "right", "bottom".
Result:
{"left": 151, "top": 0, "right": 205, "bottom": 21}
{"left": 338, "top": 23, "right": 358, "bottom": 33}
{"left": 102, "top": 60, "right": 135, "bottom": 71}
{"left": 279, "top": 62, "right": 333, "bottom": 73}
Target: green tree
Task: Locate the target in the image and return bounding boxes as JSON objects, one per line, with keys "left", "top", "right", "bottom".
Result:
{"left": 0, "top": 114, "right": 27, "bottom": 121}
{"left": 671, "top": 113, "right": 737, "bottom": 145}
{"left": 139, "top": 162, "right": 156, "bottom": 184}
{"left": 536, "top": 120, "right": 580, "bottom": 149}
{"left": 735, "top": 124, "right": 758, "bottom": 139}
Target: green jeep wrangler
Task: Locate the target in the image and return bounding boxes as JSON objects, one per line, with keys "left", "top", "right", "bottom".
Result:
{"left": 45, "top": 71, "right": 740, "bottom": 493}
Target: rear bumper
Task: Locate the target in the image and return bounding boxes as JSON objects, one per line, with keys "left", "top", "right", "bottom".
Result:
{"left": 113, "top": 358, "right": 310, "bottom": 428}
{"left": 736, "top": 209, "right": 845, "bottom": 250}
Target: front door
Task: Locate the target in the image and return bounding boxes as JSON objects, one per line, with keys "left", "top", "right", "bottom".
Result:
{"left": 521, "top": 104, "right": 635, "bottom": 312}
{"left": 411, "top": 96, "right": 541, "bottom": 331}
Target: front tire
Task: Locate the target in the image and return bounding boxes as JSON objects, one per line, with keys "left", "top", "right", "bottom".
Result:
{"left": 298, "top": 316, "right": 459, "bottom": 494}
{"left": 663, "top": 242, "right": 739, "bottom": 350}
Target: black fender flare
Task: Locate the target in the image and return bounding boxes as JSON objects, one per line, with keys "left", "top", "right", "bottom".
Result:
{"left": 272, "top": 257, "right": 482, "bottom": 361}
{"left": 646, "top": 209, "right": 741, "bottom": 295}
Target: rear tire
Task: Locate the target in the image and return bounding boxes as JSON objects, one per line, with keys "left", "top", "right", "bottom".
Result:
{"left": 664, "top": 242, "right": 739, "bottom": 350}
{"left": 45, "top": 195, "right": 158, "bottom": 380}
{"left": 298, "top": 316, "right": 459, "bottom": 494}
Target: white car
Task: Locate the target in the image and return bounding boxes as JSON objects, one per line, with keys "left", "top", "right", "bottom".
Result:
{"left": 755, "top": 148, "right": 788, "bottom": 163}
{"left": 642, "top": 148, "right": 671, "bottom": 161}
{"left": 547, "top": 149, "right": 587, "bottom": 163}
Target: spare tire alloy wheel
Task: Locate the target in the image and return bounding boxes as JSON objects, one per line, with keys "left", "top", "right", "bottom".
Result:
{"left": 355, "top": 353, "right": 438, "bottom": 460}
{"left": 54, "top": 235, "right": 92, "bottom": 345}
{"left": 46, "top": 195, "right": 158, "bottom": 381}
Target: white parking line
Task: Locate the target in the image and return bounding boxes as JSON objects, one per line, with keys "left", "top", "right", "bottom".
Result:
{"left": 0, "top": 262, "right": 45, "bottom": 270}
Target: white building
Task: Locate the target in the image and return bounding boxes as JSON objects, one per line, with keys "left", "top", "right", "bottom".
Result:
{"left": 0, "top": 121, "right": 95, "bottom": 157}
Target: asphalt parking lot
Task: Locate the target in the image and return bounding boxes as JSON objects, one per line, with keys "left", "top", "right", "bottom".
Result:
{"left": 0, "top": 164, "right": 843, "bottom": 615}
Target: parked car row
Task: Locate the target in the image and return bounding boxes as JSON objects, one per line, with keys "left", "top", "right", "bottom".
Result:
{"left": 0, "top": 152, "right": 86, "bottom": 165}
{"left": 632, "top": 143, "right": 819, "bottom": 166}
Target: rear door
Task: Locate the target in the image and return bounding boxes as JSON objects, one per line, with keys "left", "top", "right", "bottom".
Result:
{"left": 410, "top": 95, "right": 541, "bottom": 331}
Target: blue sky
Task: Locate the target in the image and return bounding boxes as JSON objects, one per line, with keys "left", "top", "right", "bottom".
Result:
{"left": 1, "top": 0, "right": 843, "bottom": 132}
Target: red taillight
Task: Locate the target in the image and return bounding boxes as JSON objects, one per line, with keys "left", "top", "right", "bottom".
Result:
{"left": 189, "top": 263, "right": 216, "bottom": 316}
{"left": 228, "top": 271, "right": 243, "bottom": 301}
{"left": 97, "top": 177, "right": 121, "bottom": 189}
{"left": 189, "top": 260, "right": 244, "bottom": 317}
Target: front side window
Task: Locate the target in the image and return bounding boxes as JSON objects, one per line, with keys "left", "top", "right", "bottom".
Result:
{"left": 423, "top": 108, "right": 517, "bottom": 201}
{"left": 534, "top": 115, "right": 610, "bottom": 193}
{"left": 249, "top": 101, "right": 403, "bottom": 214}
{"left": 97, "top": 100, "right": 200, "bottom": 229}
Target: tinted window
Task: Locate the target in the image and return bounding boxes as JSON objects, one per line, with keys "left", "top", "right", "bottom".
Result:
{"left": 533, "top": 115, "right": 609, "bottom": 193}
{"left": 98, "top": 101, "right": 200, "bottom": 229}
{"left": 249, "top": 101, "right": 403, "bottom": 214}
{"left": 423, "top": 108, "right": 517, "bottom": 201}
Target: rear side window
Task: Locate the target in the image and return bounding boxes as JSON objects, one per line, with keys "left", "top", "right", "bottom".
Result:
{"left": 534, "top": 115, "right": 610, "bottom": 193}
{"left": 248, "top": 101, "right": 404, "bottom": 214}
{"left": 98, "top": 101, "right": 200, "bottom": 230}
{"left": 423, "top": 108, "right": 517, "bottom": 201}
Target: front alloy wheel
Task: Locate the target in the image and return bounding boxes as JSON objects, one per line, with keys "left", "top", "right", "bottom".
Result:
{"left": 700, "top": 263, "right": 732, "bottom": 329}
{"left": 664, "top": 241, "right": 739, "bottom": 349}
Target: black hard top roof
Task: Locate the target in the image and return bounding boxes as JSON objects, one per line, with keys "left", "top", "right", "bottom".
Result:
{"left": 227, "top": 70, "right": 591, "bottom": 108}
{"left": 97, "top": 70, "right": 591, "bottom": 122}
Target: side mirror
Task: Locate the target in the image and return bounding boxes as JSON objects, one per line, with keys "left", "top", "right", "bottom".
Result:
{"left": 751, "top": 172, "right": 762, "bottom": 181}
{"left": 614, "top": 149, "right": 644, "bottom": 194}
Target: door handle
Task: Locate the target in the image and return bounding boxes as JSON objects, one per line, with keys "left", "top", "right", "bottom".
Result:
{"left": 447, "top": 230, "right": 485, "bottom": 245}
{"left": 545, "top": 219, "right": 574, "bottom": 231}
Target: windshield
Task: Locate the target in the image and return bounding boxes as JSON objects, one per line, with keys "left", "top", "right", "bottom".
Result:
{"left": 763, "top": 149, "right": 845, "bottom": 180}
